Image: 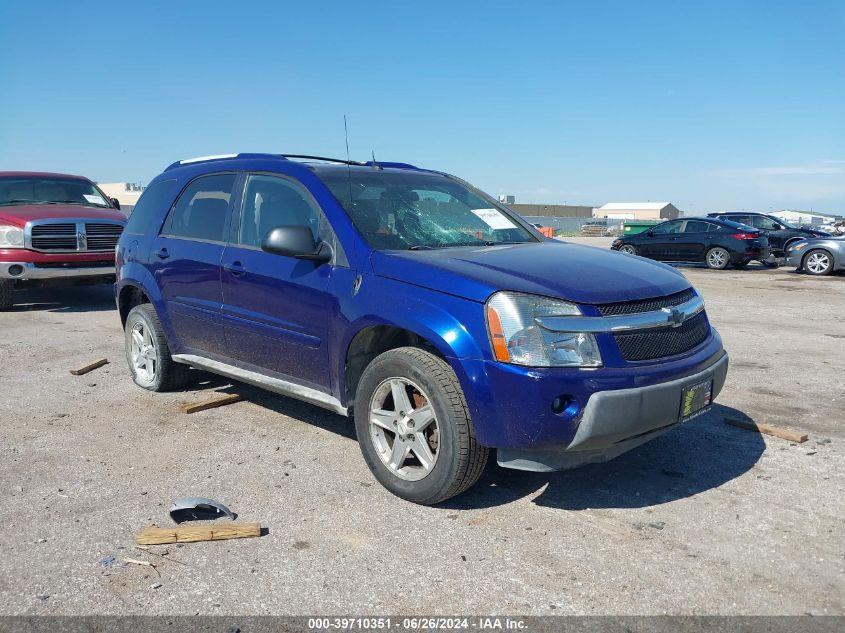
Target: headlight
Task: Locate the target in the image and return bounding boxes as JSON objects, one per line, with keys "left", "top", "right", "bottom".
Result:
{"left": 0, "top": 225, "right": 24, "bottom": 248}
{"left": 486, "top": 291, "right": 602, "bottom": 367}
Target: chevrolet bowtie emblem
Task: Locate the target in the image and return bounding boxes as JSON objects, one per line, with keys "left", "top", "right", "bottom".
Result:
{"left": 663, "top": 307, "right": 685, "bottom": 327}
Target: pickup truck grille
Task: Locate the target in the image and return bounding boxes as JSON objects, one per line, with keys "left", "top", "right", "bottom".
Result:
{"left": 614, "top": 311, "right": 709, "bottom": 361}
{"left": 85, "top": 223, "right": 123, "bottom": 251}
{"left": 27, "top": 220, "right": 124, "bottom": 253}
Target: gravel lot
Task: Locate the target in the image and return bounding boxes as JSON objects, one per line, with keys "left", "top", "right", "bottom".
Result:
{"left": 1, "top": 237, "right": 843, "bottom": 615}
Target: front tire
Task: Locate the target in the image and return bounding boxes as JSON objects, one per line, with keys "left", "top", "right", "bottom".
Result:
{"left": 705, "top": 247, "right": 730, "bottom": 270}
{"left": 124, "top": 303, "right": 191, "bottom": 391}
{"left": 0, "top": 280, "right": 13, "bottom": 311}
{"left": 619, "top": 244, "right": 637, "bottom": 255}
{"left": 803, "top": 249, "right": 833, "bottom": 276}
{"left": 354, "top": 347, "right": 489, "bottom": 505}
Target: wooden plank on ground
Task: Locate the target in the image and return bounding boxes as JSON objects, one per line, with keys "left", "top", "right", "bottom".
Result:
{"left": 724, "top": 417, "right": 808, "bottom": 443}
{"left": 69, "top": 358, "right": 109, "bottom": 375}
{"left": 179, "top": 393, "right": 243, "bottom": 414}
{"left": 136, "top": 522, "right": 261, "bottom": 545}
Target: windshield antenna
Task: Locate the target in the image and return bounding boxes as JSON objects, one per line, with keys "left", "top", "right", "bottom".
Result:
{"left": 344, "top": 115, "right": 358, "bottom": 270}
{"left": 371, "top": 150, "right": 381, "bottom": 170}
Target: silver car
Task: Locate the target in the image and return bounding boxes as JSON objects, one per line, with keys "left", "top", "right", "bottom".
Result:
{"left": 786, "top": 237, "right": 845, "bottom": 276}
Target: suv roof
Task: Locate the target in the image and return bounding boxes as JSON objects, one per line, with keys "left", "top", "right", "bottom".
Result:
{"left": 163, "top": 153, "right": 420, "bottom": 173}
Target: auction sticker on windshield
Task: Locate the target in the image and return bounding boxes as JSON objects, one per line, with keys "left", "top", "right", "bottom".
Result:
{"left": 471, "top": 208, "right": 517, "bottom": 230}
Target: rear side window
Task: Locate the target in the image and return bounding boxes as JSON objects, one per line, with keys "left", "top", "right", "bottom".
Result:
{"left": 163, "top": 173, "right": 236, "bottom": 242}
{"left": 123, "top": 179, "right": 177, "bottom": 235}
{"left": 683, "top": 220, "right": 710, "bottom": 233}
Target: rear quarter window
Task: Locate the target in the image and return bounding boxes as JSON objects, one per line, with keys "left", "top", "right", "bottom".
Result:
{"left": 123, "top": 179, "right": 178, "bottom": 235}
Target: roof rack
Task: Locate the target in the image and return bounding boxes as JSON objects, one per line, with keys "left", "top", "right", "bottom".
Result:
{"left": 164, "top": 153, "right": 419, "bottom": 172}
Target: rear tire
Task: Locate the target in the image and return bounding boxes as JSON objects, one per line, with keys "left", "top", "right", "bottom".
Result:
{"left": 705, "top": 247, "right": 730, "bottom": 270}
{"left": 354, "top": 347, "right": 489, "bottom": 505}
{"left": 124, "top": 303, "right": 191, "bottom": 391}
{"left": 0, "top": 280, "right": 13, "bottom": 311}
{"left": 803, "top": 249, "right": 833, "bottom": 276}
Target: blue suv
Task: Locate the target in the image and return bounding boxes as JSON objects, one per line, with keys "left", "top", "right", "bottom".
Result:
{"left": 116, "top": 153, "right": 729, "bottom": 504}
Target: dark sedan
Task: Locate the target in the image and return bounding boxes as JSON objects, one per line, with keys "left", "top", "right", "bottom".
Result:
{"left": 611, "top": 218, "right": 769, "bottom": 270}
{"left": 706, "top": 212, "right": 829, "bottom": 261}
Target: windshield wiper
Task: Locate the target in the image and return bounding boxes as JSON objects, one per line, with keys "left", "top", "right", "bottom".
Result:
{"left": 407, "top": 244, "right": 438, "bottom": 250}
{"left": 0, "top": 199, "right": 45, "bottom": 205}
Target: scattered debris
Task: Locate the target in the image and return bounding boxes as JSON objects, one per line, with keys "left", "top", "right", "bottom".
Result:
{"left": 136, "top": 522, "right": 261, "bottom": 545}
{"left": 648, "top": 521, "right": 666, "bottom": 530}
{"left": 134, "top": 546, "right": 189, "bottom": 566}
{"left": 150, "top": 583, "right": 163, "bottom": 590}
{"left": 98, "top": 555, "right": 118, "bottom": 568}
{"left": 179, "top": 393, "right": 243, "bottom": 414}
{"left": 35, "top": 594, "right": 50, "bottom": 601}
{"left": 69, "top": 358, "right": 109, "bottom": 376}
{"left": 805, "top": 451, "right": 817, "bottom": 456}
{"left": 724, "top": 417, "right": 808, "bottom": 443}
{"left": 123, "top": 557, "right": 161, "bottom": 577}
{"left": 170, "top": 497, "right": 235, "bottom": 524}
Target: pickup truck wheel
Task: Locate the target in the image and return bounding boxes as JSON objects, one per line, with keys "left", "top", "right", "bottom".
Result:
{"left": 0, "top": 280, "right": 13, "bottom": 311}
{"left": 354, "top": 347, "right": 489, "bottom": 505}
{"left": 124, "top": 304, "right": 191, "bottom": 391}
{"left": 803, "top": 249, "right": 833, "bottom": 276}
{"left": 705, "top": 247, "right": 730, "bottom": 270}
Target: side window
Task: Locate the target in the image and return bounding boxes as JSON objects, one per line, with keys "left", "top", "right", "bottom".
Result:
{"left": 683, "top": 220, "right": 710, "bottom": 233}
{"left": 751, "top": 216, "right": 779, "bottom": 230}
{"left": 238, "top": 174, "right": 329, "bottom": 247}
{"left": 652, "top": 220, "right": 683, "bottom": 234}
{"left": 163, "top": 173, "right": 236, "bottom": 242}
{"left": 124, "top": 179, "right": 177, "bottom": 235}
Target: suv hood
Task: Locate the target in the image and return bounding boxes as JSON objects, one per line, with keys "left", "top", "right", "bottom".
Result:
{"left": 0, "top": 203, "right": 125, "bottom": 226}
{"left": 371, "top": 240, "right": 690, "bottom": 305}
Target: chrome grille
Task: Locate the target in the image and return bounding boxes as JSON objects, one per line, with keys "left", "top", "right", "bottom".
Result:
{"left": 614, "top": 311, "right": 710, "bottom": 361}
{"left": 597, "top": 288, "right": 696, "bottom": 316}
{"left": 85, "top": 223, "right": 123, "bottom": 251}
{"left": 30, "top": 223, "right": 78, "bottom": 251}
{"left": 26, "top": 219, "right": 125, "bottom": 253}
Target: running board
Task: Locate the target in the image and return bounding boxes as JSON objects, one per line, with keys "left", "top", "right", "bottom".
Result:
{"left": 172, "top": 354, "right": 348, "bottom": 416}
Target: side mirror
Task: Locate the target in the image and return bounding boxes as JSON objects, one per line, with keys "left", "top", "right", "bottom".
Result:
{"left": 645, "top": 230, "right": 654, "bottom": 237}
{"left": 261, "top": 225, "right": 332, "bottom": 264}
{"left": 111, "top": 198, "right": 121, "bottom": 210}
{"left": 772, "top": 223, "right": 783, "bottom": 230}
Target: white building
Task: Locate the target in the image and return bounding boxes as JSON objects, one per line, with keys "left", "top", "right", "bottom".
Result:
{"left": 97, "top": 182, "right": 145, "bottom": 213}
{"left": 594, "top": 202, "right": 680, "bottom": 221}
{"left": 771, "top": 210, "right": 842, "bottom": 227}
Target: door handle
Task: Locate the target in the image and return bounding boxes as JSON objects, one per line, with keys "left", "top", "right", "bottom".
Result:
{"left": 156, "top": 248, "right": 170, "bottom": 259}
{"left": 224, "top": 261, "right": 246, "bottom": 276}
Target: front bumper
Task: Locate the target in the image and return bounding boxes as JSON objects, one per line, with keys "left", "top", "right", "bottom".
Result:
{"left": 497, "top": 351, "right": 728, "bottom": 471}
{"left": 0, "top": 261, "right": 116, "bottom": 280}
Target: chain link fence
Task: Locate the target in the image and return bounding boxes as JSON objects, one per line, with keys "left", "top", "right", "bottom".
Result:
{"left": 521, "top": 216, "right": 624, "bottom": 237}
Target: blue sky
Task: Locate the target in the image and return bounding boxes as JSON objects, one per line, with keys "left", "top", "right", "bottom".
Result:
{"left": 1, "top": 1, "right": 843, "bottom": 213}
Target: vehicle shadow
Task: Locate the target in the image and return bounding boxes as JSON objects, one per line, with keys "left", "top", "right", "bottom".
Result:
{"left": 203, "top": 382, "right": 765, "bottom": 510}
{"left": 443, "top": 403, "right": 766, "bottom": 511}
{"left": 11, "top": 284, "right": 116, "bottom": 313}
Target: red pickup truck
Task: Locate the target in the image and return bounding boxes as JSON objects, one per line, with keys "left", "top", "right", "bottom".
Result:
{"left": 0, "top": 172, "right": 126, "bottom": 310}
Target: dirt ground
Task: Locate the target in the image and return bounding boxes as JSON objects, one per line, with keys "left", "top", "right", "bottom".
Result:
{"left": 1, "top": 238, "right": 843, "bottom": 615}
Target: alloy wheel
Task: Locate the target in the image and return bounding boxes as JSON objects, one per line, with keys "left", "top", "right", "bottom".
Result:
{"left": 130, "top": 320, "right": 158, "bottom": 384}
{"left": 707, "top": 248, "right": 728, "bottom": 269}
{"left": 806, "top": 251, "right": 831, "bottom": 275}
{"left": 368, "top": 377, "right": 439, "bottom": 482}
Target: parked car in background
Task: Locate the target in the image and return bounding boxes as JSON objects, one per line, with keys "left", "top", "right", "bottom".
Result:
{"left": 116, "top": 153, "right": 728, "bottom": 504}
{"left": 786, "top": 236, "right": 845, "bottom": 276}
{"left": 0, "top": 172, "right": 126, "bottom": 310}
{"left": 611, "top": 217, "right": 769, "bottom": 270}
{"left": 706, "top": 212, "right": 829, "bottom": 265}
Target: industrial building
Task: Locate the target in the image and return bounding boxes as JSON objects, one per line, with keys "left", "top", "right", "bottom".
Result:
{"left": 97, "top": 182, "right": 145, "bottom": 214}
{"left": 594, "top": 202, "right": 680, "bottom": 221}
{"left": 772, "top": 209, "right": 842, "bottom": 227}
